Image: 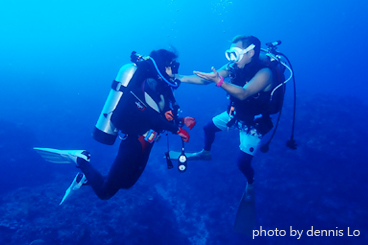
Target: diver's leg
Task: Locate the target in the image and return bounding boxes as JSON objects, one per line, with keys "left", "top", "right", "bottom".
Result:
{"left": 189, "top": 111, "right": 228, "bottom": 160}
{"left": 238, "top": 126, "right": 263, "bottom": 184}
{"left": 204, "top": 111, "right": 230, "bottom": 150}
{"left": 112, "top": 136, "right": 152, "bottom": 189}
{"left": 78, "top": 136, "right": 152, "bottom": 200}
{"left": 203, "top": 120, "right": 222, "bottom": 151}
{"left": 77, "top": 158, "right": 106, "bottom": 196}
{"left": 237, "top": 152, "right": 255, "bottom": 184}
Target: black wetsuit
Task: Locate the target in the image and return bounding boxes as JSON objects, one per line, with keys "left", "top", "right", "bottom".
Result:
{"left": 78, "top": 136, "right": 152, "bottom": 199}
{"left": 78, "top": 63, "right": 180, "bottom": 200}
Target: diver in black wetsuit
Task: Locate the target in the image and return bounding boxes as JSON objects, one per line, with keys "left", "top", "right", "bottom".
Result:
{"left": 34, "top": 49, "right": 196, "bottom": 203}
{"left": 75, "top": 49, "right": 196, "bottom": 200}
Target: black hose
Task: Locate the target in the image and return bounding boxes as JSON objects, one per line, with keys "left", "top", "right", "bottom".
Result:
{"left": 278, "top": 52, "right": 297, "bottom": 149}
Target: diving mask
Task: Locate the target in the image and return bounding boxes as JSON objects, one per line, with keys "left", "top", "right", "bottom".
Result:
{"left": 169, "top": 60, "right": 180, "bottom": 74}
{"left": 225, "top": 44, "right": 255, "bottom": 62}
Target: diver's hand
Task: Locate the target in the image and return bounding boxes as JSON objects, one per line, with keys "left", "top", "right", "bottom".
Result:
{"left": 193, "top": 67, "right": 219, "bottom": 83}
{"left": 183, "top": 117, "right": 196, "bottom": 130}
{"left": 165, "top": 110, "right": 174, "bottom": 121}
{"left": 177, "top": 127, "right": 189, "bottom": 142}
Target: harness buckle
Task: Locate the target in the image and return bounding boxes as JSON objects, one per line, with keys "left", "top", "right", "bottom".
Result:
{"left": 143, "top": 129, "right": 158, "bottom": 143}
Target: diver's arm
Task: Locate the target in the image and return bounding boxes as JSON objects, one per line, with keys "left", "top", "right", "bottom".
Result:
{"left": 143, "top": 107, "right": 180, "bottom": 134}
{"left": 178, "top": 64, "right": 229, "bottom": 85}
{"left": 154, "top": 117, "right": 180, "bottom": 134}
{"left": 193, "top": 64, "right": 229, "bottom": 84}
{"left": 176, "top": 74, "right": 211, "bottom": 85}
{"left": 219, "top": 68, "right": 273, "bottom": 100}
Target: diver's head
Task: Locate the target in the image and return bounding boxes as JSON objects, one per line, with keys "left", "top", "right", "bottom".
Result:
{"left": 149, "top": 49, "right": 180, "bottom": 88}
{"left": 225, "top": 35, "right": 261, "bottom": 69}
{"left": 149, "top": 49, "right": 179, "bottom": 77}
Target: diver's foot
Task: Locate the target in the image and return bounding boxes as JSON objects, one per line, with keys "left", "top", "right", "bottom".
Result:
{"left": 188, "top": 149, "right": 212, "bottom": 160}
{"left": 59, "top": 172, "right": 88, "bottom": 205}
{"left": 76, "top": 151, "right": 91, "bottom": 167}
{"left": 74, "top": 172, "right": 88, "bottom": 188}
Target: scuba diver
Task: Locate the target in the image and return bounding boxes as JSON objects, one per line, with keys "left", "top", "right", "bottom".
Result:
{"left": 176, "top": 35, "right": 296, "bottom": 196}
{"left": 34, "top": 49, "right": 196, "bottom": 204}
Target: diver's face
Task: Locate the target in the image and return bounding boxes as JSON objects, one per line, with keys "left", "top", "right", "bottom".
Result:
{"left": 165, "top": 66, "right": 173, "bottom": 78}
{"left": 232, "top": 41, "right": 254, "bottom": 69}
{"left": 165, "top": 60, "right": 180, "bottom": 78}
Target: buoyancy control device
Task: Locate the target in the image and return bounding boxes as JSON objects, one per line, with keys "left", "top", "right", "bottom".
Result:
{"left": 92, "top": 51, "right": 180, "bottom": 145}
{"left": 259, "top": 41, "right": 297, "bottom": 152}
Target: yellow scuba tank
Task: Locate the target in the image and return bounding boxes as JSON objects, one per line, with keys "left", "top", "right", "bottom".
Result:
{"left": 92, "top": 63, "right": 137, "bottom": 145}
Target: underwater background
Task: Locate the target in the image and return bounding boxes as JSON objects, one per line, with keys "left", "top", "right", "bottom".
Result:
{"left": 0, "top": 0, "right": 367, "bottom": 244}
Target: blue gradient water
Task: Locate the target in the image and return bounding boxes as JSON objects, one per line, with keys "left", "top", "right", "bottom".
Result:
{"left": 0, "top": 1, "right": 367, "bottom": 244}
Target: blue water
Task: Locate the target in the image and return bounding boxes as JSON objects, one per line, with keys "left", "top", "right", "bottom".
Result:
{"left": 1, "top": 0, "right": 367, "bottom": 244}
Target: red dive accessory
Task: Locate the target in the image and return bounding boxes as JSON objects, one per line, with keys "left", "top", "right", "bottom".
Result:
{"left": 183, "top": 117, "right": 196, "bottom": 130}
{"left": 177, "top": 127, "right": 189, "bottom": 142}
{"left": 165, "top": 110, "right": 175, "bottom": 121}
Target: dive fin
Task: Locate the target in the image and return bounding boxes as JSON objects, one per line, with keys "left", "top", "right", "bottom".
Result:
{"left": 59, "top": 172, "right": 87, "bottom": 205}
{"left": 168, "top": 151, "right": 182, "bottom": 160}
{"left": 168, "top": 150, "right": 211, "bottom": 161}
{"left": 33, "top": 147, "right": 88, "bottom": 164}
{"left": 234, "top": 184, "right": 256, "bottom": 236}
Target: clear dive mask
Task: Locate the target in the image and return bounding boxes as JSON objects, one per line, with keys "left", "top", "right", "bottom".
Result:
{"left": 225, "top": 44, "right": 255, "bottom": 62}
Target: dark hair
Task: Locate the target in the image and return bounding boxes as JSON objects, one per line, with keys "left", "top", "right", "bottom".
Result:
{"left": 231, "top": 35, "right": 261, "bottom": 60}
{"left": 149, "top": 49, "right": 178, "bottom": 72}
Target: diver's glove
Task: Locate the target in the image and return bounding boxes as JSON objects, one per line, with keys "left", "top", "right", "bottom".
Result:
{"left": 165, "top": 110, "right": 175, "bottom": 121}
{"left": 177, "top": 127, "right": 189, "bottom": 142}
{"left": 182, "top": 117, "right": 196, "bottom": 130}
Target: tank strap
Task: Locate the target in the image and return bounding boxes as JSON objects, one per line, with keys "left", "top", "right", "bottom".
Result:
{"left": 111, "top": 80, "right": 128, "bottom": 92}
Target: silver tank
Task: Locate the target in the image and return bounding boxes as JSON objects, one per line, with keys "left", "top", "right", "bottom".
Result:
{"left": 92, "top": 63, "right": 137, "bottom": 145}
